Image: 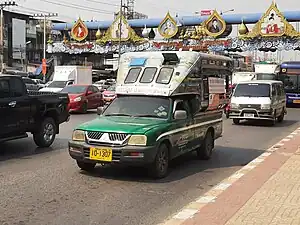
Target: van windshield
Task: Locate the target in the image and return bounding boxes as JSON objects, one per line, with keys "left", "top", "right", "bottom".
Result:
{"left": 103, "top": 96, "right": 170, "bottom": 119}
{"left": 233, "top": 83, "right": 270, "bottom": 97}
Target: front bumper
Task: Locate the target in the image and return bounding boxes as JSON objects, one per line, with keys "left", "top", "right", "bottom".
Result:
{"left": 229, "top": 108, "right": 274, "bottom": 120}
{"left": 68, "top": 141, "right": 157, "bottom": 165}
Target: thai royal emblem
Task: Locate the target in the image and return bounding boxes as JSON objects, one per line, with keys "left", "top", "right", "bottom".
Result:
{"left": 158, "top": 12, "right": 178, "bottom": 39}
{"left": 204, "top": 10, "right": 226, "bottom": 38}
{"left": 71, "top": 18, "right": 88, "bottom": 42}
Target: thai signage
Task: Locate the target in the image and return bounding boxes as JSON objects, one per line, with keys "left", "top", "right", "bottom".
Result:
{"left": 47, "top": 39, "right": 232, "bottom": 54}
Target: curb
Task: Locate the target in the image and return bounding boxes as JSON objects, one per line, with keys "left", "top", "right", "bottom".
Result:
{"left": 158, "top": 127, "right": 300, "bottom": 225}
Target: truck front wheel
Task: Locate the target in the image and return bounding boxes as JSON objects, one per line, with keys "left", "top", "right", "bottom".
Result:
{"left": 33, "top": 117, "right": 57, "bottom": 147}
{"left": 77, "top": 161, "right": 96, "bottom": 172}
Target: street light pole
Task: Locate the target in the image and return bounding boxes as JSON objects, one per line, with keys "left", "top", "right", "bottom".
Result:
{"left": 32, "top": 13, "right": 58, "bottom": 82}
{"left": 0, "top": 1, "right": 17, "bottom": 73}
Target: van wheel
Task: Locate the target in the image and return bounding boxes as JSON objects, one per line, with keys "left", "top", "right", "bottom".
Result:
{"left": 33, "top": 117, "right": 57, "bottom": 147}
{"left": 197, "top": 131, "right": 214, "bottom": 160}
{"left": 149, "top": 143, "right": 169, "bottom": 179}
{"left": 77, "top": 161, "right": 96, "bottom": 172}
{"left": 270, "top": 110, "right": 277, "bottom": 126}
{"left": 277, "top": 109, "right": 284, "bottom": 123}
{"left": 233, "top": 119, "right": 240, "bottom": 125}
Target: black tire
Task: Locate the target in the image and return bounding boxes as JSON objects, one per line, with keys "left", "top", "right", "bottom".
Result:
{"left": 270, "top": 110, "right": 277, "bottom": 126}
{"left": 233, "top": 119, "right": 240, "bottom": 125}
{"left": 197, "top": 131, "right": 214, "bottom": 160}
{"left": 277, "top": 108, "right": 284, "bottom": 123}
{"left": 149, "top": 143, "right": 169, "bottom": 179}
{"left": 77, "top": 161, "right": 96, "bottom": 172}
{"left": 33, "top": 117, "right": 57, "bottom": 147}
{"left": 81, "top": 102, "right": 88, "bottom": 113}
{"left": 225, "top": 111, "right": 229, "bottom": 119}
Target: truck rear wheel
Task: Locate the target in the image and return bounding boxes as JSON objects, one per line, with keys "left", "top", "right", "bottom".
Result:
{"left": 197, "top": 131, "right": 214, "bottom": 160}
{"left": 33, "top": 117, "right": 57, "bottom": 147}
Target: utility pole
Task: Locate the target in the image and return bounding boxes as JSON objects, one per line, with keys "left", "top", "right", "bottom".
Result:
{"left": 32, "top": 13, "right": 57, "bottom": 82}
{"left": 0, "top": 1, "right": 17, "bottom": 73}
{"left": 118, "top": 0, "right": 122, "bottom": 65}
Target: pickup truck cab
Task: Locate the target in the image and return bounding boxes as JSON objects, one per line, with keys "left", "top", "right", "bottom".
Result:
{"left": 0, "top": 75, "right": 70, "bottom": 147}
{"left": 69, "top": 51, "right": 232, "bottom": 178}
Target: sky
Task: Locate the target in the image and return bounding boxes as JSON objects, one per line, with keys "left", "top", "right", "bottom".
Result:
{"left": 9, "top": 0, "right": 300, "bottom": 22}
{"left": 8, "top": 0, "right": 300, "bottom": 60}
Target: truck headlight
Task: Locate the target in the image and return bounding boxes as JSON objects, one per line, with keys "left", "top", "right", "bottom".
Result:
{"left": 230, "top": 103, "right": 239, "bottom": 109}
{"left": 128, "top": 135, "right": 147, "bottom": 146}
{"left": 74, "top": 96, "right": 82, "bottom": 102}
{"left": 261, "top": 104, "right": 271, "bottom": 109}
{"left": 72, "top": 130, "right": 85, "bottom": 141}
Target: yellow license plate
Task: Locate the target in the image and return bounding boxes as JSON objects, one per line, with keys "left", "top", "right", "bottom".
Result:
{"left": 89, "top": 147, "right": 112, "bottom": 161}
{"left": 293, "top": 100, "right": 300, "bottom": 103}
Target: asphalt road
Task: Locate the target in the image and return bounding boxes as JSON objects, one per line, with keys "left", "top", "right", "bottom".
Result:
{"left": 1, "top": 109, "right": 300, "bottom": 225}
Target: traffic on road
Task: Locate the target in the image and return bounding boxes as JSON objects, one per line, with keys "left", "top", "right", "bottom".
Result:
{"left": 1, "top": 51, "right": 300, "bottom": 225}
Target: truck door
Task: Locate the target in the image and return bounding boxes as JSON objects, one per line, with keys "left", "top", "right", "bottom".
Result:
{"left": 9, "top": 77, "right": 32, "bottom": 132}
{"left": 0, "top": 77, "right": 18, "bottom": 136}
{"left": 171, "top": 99, "right": 195, "bottom": 156}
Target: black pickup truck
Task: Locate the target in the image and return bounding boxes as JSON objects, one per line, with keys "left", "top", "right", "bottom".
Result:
{"left": 0, "top": 75, "right": 70, "bottom": 147}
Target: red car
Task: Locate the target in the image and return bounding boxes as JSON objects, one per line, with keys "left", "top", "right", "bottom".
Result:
{"left": 61, "top": 84, "right": 104, "bottom": 113}
{"left": 102, "top": 84, "right": 116, "bottom": 103}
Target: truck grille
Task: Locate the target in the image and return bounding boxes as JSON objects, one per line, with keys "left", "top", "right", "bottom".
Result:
{"left": 239, "top": 104, "right": 261, "bottom": 110}
{"left": 86, "top": 131, "right": 103, "bottom": 140}
{"left": 83, "top": 148, "right": 122, "bottom": 161}
{"left": 108, "top": 133, "right": 127, "bottom": 141}
{"left": 86, "top": 131, "right": 129, "bottom": 144}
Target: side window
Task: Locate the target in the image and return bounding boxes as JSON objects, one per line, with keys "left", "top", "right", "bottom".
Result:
{"left": 271, "top": 84, "right": 276, "bottom": 96}
{"left": 139, "top": 67, "right": 157, "bottom": 83}
{"left": 92, "top": 86, "right": 99, "bottom": 92}
{"left": 0, "top": 79, "right": 10, "bottom": 98}
{"left": 124, "top": 68, "right": 141, "bottom": 83}
{"left": 87, "top": 86, "right": 94, "bottom": 93}
{"left": 10, "top": 78, "right": 24, "bottom": 97}
{"left": 174, "top": 100, "right": 191, "bottom": 116}
{"left": 188, "top": 95, "right": 201, "bottom": 115}
{"left": 156, "top": 67, "right": 174, "bottom": 84}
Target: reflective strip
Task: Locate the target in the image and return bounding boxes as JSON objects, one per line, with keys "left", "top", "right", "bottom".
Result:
{"left": 156, "top": 118, "right": 222, "bottom": 141}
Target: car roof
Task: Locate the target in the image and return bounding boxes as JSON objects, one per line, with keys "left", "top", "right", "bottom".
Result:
{"left": 237, "top": 80, "right": 283, "bottom": 85}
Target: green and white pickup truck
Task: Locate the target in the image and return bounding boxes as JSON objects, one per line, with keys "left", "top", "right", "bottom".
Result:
{"left": 69, "top": 51, "right": 232, "bottom": 178}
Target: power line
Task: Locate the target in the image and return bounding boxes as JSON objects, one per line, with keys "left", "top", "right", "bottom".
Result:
{"left": 17, "top": 5, "right": 76, "bottom": 21}
{"left": 84, "top": 0, "right": 118, "bottom": 6}
{"left": 42, "top": 0, "right": 116, "bottom": 15}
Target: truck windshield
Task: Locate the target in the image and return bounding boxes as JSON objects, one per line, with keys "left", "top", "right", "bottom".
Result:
{"left": 233, "top": 83, "right": 270, "bottom": 97}
{"left": 256, "top": 73, "right": 276, "bottom": 80}
{"left": 103, "top": 96, "right": 170, "bottom": 119}
{"left": 61, "top": 85, "right": 87, "bottom": 93}
{"left": 48, "top": 81, "right": 67, "bottom": 88}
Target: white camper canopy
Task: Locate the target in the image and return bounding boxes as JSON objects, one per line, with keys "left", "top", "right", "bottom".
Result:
{"left": 116, "top": 51, "right": 232, "bottom": 97}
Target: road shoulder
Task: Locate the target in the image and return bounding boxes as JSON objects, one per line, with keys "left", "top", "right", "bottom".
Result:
{"left": 159, "top": 127, "right": 300, "bottom": 225}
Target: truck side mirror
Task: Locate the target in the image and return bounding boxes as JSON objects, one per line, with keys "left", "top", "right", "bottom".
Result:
{"left": 97, "top": 106, "right": 104, "bottom": 115}
{"left": 174, "top": 110, "right": 187, "bottom": 120}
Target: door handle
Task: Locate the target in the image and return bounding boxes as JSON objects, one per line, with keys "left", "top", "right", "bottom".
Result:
{"left": 8, "top": 101, "right": 16, "bottom": 107}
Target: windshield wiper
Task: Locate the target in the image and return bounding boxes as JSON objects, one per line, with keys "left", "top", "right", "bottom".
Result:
{"left": 105, "top": 113, "right": 132, "bottom": 117}
{"left": 136, "top": 114, "right": 162, "bottom": 118}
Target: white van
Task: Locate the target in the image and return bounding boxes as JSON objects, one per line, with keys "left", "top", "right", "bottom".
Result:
{"left": 229, "top": 80, "right": 286, "bottom": 125}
